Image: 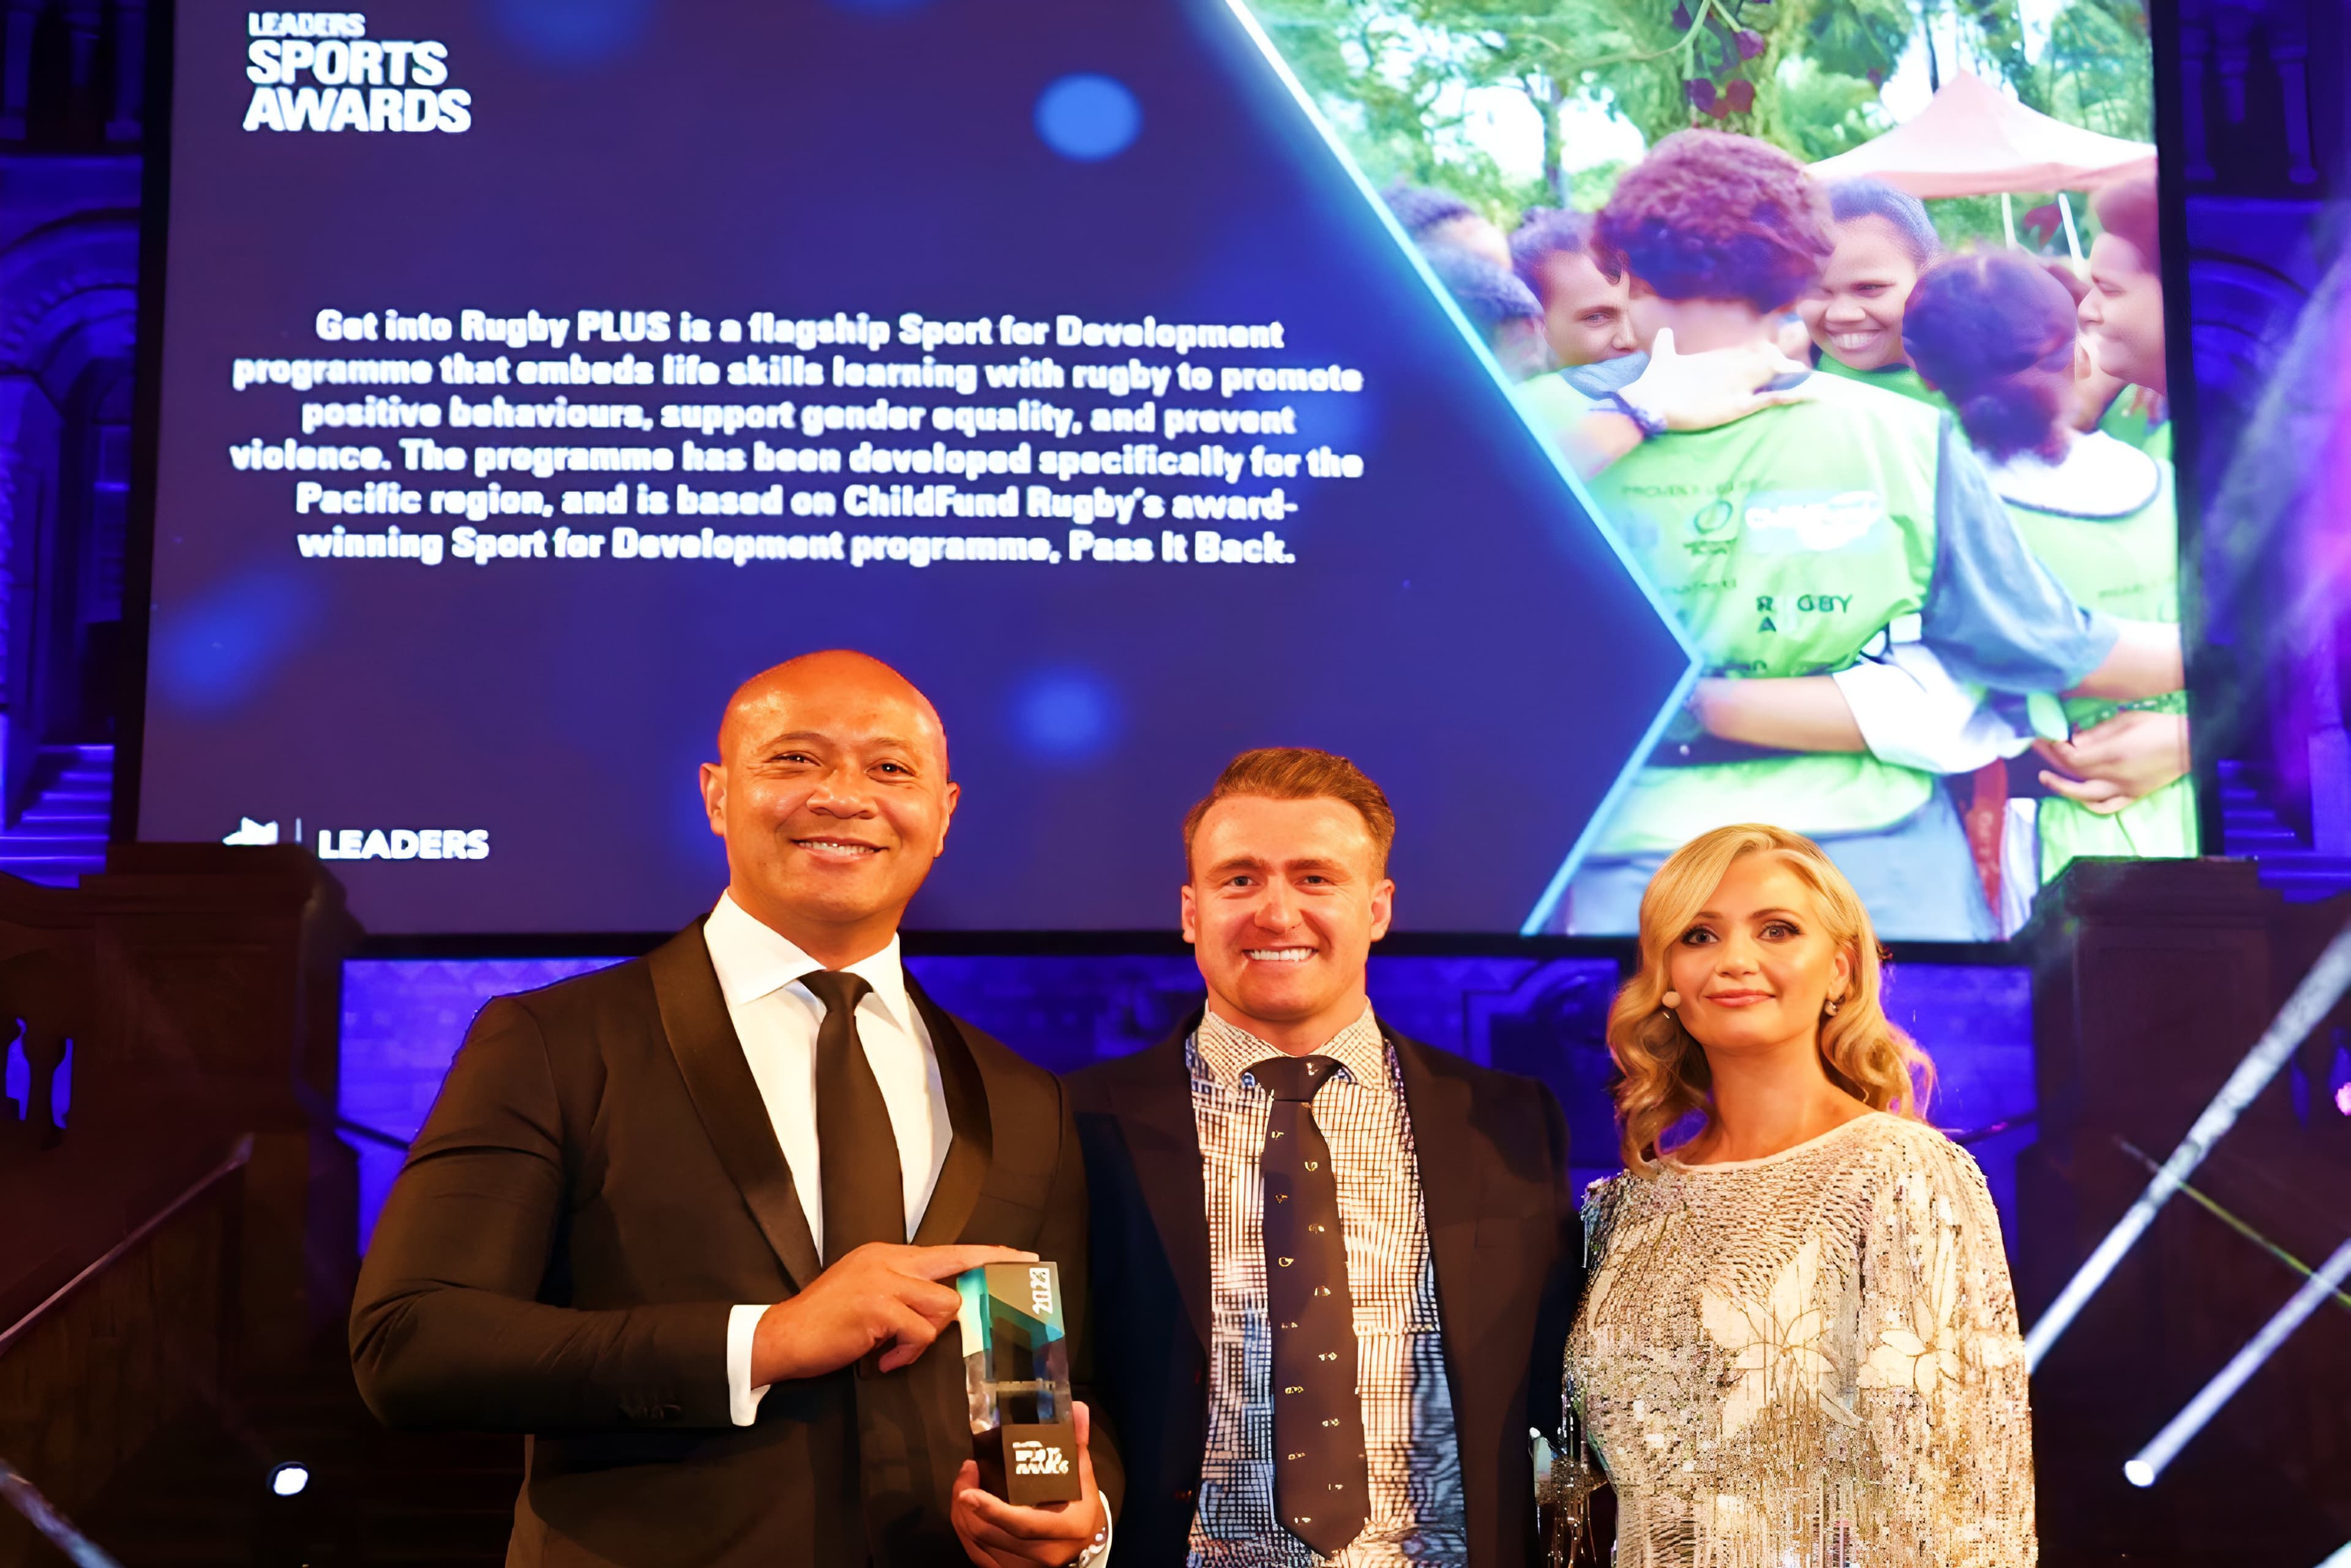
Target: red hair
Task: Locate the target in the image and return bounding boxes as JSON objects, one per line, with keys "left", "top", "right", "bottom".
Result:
{"left": 1182, "top": 748, "right": 1397, "bottom": 878}
{"left": 1595, "top": 131, "right": 1834, "bottom": 312}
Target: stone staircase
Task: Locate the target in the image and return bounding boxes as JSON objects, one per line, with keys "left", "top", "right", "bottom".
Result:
{"left": 0, "top": 743, "right": 111, "bottom": 886}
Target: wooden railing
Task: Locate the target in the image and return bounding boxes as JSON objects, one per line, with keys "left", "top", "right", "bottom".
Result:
{"left": 0, "top": 845, "right": 356, "bottom": 1566}
{"left": 0, "top": 1139, "right": 244, "bottom": 1568}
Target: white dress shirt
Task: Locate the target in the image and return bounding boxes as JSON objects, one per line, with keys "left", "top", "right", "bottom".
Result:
{"left": 1188, "top": 1007, "right": 1463, "bottom": 1566}
{"left": 707, "top": 891, "right": 950, "bottom": 1425}
{"left": 706, "top": 895, "right": 1117, "bottom": 1564}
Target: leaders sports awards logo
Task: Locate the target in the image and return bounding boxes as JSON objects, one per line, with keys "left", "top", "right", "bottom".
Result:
{"left": 242, "top": 12, "right": 471, "bottom": 134}
{"left": 1009, "top": 1439, "right": 1071, "bottom": 1479}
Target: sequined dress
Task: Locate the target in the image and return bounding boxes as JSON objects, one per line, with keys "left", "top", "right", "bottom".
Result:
{"left": 1562, "top": 1112, "right": 2034, "bottom": 1567}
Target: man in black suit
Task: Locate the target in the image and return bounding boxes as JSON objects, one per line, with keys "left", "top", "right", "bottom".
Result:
{"left": 1071, "top": 748, "right": 1580, "bottom": 1566}
{"left": 352, "top": 650, "right": 1119, "bottom": 1567}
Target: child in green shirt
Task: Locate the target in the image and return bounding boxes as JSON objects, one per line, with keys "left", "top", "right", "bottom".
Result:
{"left": 2078, "top": 172, "right": 2171, "bottom": 459}
{"left": 1798, "top": 179, "right": 1950, "bottom": 414}
{"left": 1904, "top": 248, "right": 2195, "bottom": 912}
{"left": 1557, "top": 132, "right": 2178, "bottom": 941}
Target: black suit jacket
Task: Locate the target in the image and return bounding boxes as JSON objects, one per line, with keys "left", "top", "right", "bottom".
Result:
{"left": 1070, "top": 1013, "right": 1579, "bottom": 1568}
{"left": 351, "top": 923, "right": 1120, "bottom": 1566}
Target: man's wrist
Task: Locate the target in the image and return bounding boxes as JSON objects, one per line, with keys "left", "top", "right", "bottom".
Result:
{"left": 746, "top": 1296, "right": 803, "bottom": 1387}
{"left": 1603, "top": 388, "right": 1667, "bottom": 440}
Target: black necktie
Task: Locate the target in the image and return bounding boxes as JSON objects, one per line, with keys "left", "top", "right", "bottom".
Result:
{"left": 1251, "top": 1053, "right": 1369, "bottom": 1558}
{"left": 803, "top": 970, "right": 904, "bottom": 1266}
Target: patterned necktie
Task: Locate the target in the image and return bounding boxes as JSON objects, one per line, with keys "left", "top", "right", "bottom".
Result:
{"left": 1250, "top": 1053, "right": 1369, "bottom": 1558}
{"left": 802, "top": 970, "right": 904, "bottom": 1266}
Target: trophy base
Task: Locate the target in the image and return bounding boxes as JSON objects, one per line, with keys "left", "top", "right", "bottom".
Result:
{"left": 973, "top": 1420, "right": 1084, "bottom": 1506}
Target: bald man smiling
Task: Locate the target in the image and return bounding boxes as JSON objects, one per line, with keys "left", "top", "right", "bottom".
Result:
{"left": 353, "top": 651, "right": 1119, "bottom": 1568}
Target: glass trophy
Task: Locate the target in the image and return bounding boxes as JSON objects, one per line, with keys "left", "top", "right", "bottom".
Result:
{"left": 956, "top": 1261, "right": 1082, "bottom": 1505}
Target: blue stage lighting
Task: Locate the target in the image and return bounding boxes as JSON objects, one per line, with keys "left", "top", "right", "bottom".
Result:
{"left": 268, "top": 1462, "right": 310, "bottom": 1498}
{"left": 0, "top": 1460, "right": 126, "bottom": 1567}
{"left": 2025, "top": 918, "right": 2351, "bottom": 1369}
{"left": 2123, "top": 1237, "right": 2351, "bottom": 1487}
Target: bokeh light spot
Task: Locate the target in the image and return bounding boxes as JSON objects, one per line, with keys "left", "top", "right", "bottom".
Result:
{"left": 487, "top": 0, "right": 655, "bottom": 67}
{"left": 1011, "top": 666, "right": 1124, "bottom": 764}
{"left": 152, "top": 567, "right": 318, "bottom": 716}
{"left": 1034, "top": 73, "right": 1141, "bottom": 162}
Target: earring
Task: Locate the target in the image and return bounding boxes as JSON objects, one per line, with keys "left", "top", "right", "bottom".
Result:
{"left": 1824, "top": 996, "right": 1843, "bottom": 1016}
{"left": 1661, "top": 990, "right": 1682, "bottom": 1010}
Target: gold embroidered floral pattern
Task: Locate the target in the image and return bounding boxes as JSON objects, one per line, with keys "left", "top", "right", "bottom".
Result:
{"left": 1565, "top": 1113, "right": 2037, "bottom": 1567}
{"left": 1700, "top": 1235, "right": 1829, "bottom": 1439}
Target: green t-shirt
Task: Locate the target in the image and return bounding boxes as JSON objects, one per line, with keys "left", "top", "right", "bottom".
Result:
{"left": 1585, "top": 374, "right": 1946, "bottom": 852}
{"left": 1812, "top": 353, "right": 1952, "bottom": 417}
{"left": 1511, "top": 370, "right": 1597, "bottom": 443}
{"left": 1991, "top": 435, "right": 2197, "bottom": 880}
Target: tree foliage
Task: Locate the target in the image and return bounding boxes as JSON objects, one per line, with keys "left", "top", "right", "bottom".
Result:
{"left": 2036, "top": 0, "right": 2153, "bottom": 141}
{"left": 1251, "top": 0, "right": 1548, "bottom": 217}
{"left": 1954, "top": 0, "right": 2043, "bottom": 110}
{"left": 1246, "top": 0, "right": 2153, "bottom": 217}
{"left": 1804, "top": 0, "right": 1913, "bottom": 84}
{"left": 1774, "top": 55, "right": 1887, "bottom": 162}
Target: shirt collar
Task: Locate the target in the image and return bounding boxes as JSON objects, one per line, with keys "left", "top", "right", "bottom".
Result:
{"left": 1986, "top": 430, "right": 2163, "bottom": 519}
{"left": 703, "top": 891, "right": 915, "bottom": 1032}
{"left": 1192, "top": 1003, "right": 1385, "bottom": 1092}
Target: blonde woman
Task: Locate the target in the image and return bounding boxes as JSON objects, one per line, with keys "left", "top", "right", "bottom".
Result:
{"left": 1556, "top": 823, "right": 2034, "bottom": 1567}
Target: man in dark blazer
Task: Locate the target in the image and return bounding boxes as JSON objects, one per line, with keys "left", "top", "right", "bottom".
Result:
{"left": 352, "top": 650, "right": 1119, "bottom": 1567}
{"left": 1071, "top": 748, "right": 1580, "bottom": 1567}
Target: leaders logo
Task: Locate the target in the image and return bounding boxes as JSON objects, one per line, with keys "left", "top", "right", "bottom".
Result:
{"left": 316, "top": 827, "right": 489, "bottom": 861}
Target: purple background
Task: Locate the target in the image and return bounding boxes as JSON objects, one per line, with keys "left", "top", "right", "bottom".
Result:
{"left": 339, "top": 950, "right": 2036, "bottom": 1251}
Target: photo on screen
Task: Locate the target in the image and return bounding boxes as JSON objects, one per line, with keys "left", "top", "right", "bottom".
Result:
{"left": 1241, "top": 0, "right": 2189, "bottom": 941}
{"left": 135, "top": 0, "right": 1704, "bottom": 937}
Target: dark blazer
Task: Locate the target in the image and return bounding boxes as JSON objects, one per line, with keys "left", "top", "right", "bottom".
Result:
{"left": 351, "top": 922, "right": 1120, "bottom": 1567}
{"left": 1071, "top": 1012, "right": 1578, "bottom": 1568}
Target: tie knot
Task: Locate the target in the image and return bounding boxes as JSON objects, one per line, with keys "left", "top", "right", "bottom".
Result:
{"left": 1247, "top": 1054, "right": 1343, "bottom": 1103}
{"left": 799, "top": 969, "right": 873, "bottom": 1018}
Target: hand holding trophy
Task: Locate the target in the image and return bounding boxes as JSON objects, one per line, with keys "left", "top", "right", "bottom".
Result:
{"left": 949, "top": 1262, "right": 1109, "bottom": 1568}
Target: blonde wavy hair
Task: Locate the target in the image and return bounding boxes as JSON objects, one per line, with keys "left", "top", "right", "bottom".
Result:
{"left": 1607, "top": 823, "right": 1934, "bottom": 1170}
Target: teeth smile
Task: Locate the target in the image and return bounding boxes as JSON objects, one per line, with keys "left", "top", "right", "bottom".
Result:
{"left": 1245, "top": 948, "right": 1313, "bottom": 962}
{"left": 800, "top": 839, "right": 878, "bottom": 854}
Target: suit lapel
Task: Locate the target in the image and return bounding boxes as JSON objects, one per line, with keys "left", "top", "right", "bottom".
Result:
{"left": 906, "top": 976, "right": 994, "bottom": 1247}
{"left": 1391, "top": 1030, "right": 1484, "bottom": 1414}
{"left": 1116, "top": 1022, "right": 1215, "bottom": 1350}
{"left": 648, "top": 923, "right": 825, "bottom": 1292}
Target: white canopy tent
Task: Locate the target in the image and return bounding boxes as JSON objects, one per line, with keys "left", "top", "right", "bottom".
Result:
{"left": 1809, "top": 70, "right": 2157, "bottom": 255}
{"left": 1809, "top": 70, "right": 2156, "bottom": 196}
